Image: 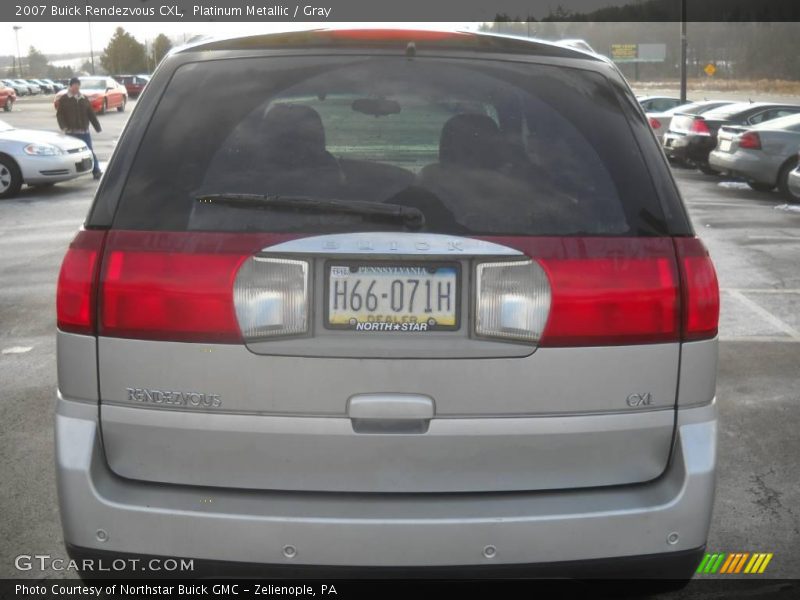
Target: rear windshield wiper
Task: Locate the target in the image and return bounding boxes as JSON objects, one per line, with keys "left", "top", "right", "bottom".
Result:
{"left": 195, "top": 193, "right": 425, "bottom": 230}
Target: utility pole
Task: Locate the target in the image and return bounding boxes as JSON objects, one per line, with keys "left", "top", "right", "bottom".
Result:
{"left": 13, "top": 26, "right": 23, "bottom": 78}
{"left": 88, "top": 18, "right": 96, "bottom": 74}
{"left": 680, "top": 0, "right": 688, "bottom": 103}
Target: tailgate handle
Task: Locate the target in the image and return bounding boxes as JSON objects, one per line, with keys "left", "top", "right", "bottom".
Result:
{"left": 348, "top": 394, "right": 434, "bottom": 434}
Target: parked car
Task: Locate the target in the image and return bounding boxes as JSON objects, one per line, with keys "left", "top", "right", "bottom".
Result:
{"left": 29, "top": 78, "right": 55, "bottom": 93}
{"left": 0, "top": 83, "right": 16, "bottom": 112}
{"left": 787, "top": 158, "right": 800, "bottom": 202}
{"left": 2, "top": 79, "right": 29, "bottom": 96}
{"left": 663, "top": 102, "right": 800, "bottom": 174}
{"left": 114, "top": 74, "right": 150, "bottom": 97}
{"left": 709, "top": 113, "right": 800, "bottom": 199}
{"left": 54, "top": 76, "right": 128, "bottom": 114}
{"left": 55, "top": 29, "right": 719, "bottom": 583}
{"left": 0, "top": 119, "right": 94, "bottom": 198}
{"left": 638, "top": 95, "right": 685, "bottom": 112}
{"left": 647, "top": 100, "right": 734, "bottom": 144}
{"left": 20, "top": 79, "right": 41, "bottom": 95}
{"left": 42, "top": 78, "right": 65, "bottom": 93}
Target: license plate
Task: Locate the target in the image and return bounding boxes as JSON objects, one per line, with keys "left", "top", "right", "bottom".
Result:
{"left": 719, "top": 139, "right": 732, "bottom": 152}
{"left": 76, "top": 158, "right": 93, "bottom": 172}
{"left": 327, "top": 263, "right": 459, "bottom": 332}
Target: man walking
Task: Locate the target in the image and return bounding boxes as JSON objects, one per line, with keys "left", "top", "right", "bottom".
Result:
{"left": 56, "top": 77, "right": 102, "bottom": 179}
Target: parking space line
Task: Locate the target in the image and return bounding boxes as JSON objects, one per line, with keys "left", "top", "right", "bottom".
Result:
{"left": 726, "top": 289, "right": 800, "bottom": 340}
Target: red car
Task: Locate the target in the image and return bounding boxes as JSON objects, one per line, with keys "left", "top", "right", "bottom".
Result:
{"left": 54, "top": 76, "right": 128, "bottom": 114}
{"left": 0, "top": 83, "right": 16, "bottom": 112}
{"left": 114, "top": 74, "right": 150, "bottom": 97}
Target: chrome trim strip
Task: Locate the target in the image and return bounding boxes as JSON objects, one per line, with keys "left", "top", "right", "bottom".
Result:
{"left": 262, "top": 233, "right": 524, "bottom": 256}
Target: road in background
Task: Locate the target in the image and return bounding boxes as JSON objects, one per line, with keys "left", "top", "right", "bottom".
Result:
{"left": 0, "top": 93, "right": 798, "bottom": 581}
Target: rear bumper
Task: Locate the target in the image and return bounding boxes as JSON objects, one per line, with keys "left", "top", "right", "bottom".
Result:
{"left": 64, "top": 543, "right": 706, "bottom": 579}
{"left": 708, "top": 150, "right": 779, "bottom": 185}
{"left": 56, "top": 395, "right": 717, "bottom": 572}
{"left": 663, "top": 133, "right": 715, "bottom": 164}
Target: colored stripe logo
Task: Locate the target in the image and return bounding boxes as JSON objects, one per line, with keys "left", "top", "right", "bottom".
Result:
{"left": 697, "top": 552, "right": 773, "bottom": 574}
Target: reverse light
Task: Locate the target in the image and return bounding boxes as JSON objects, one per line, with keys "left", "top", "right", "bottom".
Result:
{"left": 234, "top": 256, "right": 309, "bottom": 340}
{"left": 24, "top": 143, "right": 63, "bottom": 156}
{"left": 475, "top": 260, "right": 551, "bottom": 343}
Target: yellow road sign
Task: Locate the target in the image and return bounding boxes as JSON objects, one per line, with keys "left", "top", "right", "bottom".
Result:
{"left": 704, "top": 63, "right": 717, "bottom": 77}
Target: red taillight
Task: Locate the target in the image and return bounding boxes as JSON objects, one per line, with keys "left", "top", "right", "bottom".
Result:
{"left": 483, "top": 238, "right": 681, "bottom": 346}
{"left": 737, "top": 131, "right": 762, "bottom": 150}
{"left": 648, "top": 117, "right": 662, "bottom": 130}
{"left": 690, "top": 118, "right": 711, "bottom": 135}
{"left": 56, "top": 230, "right": 106, "bottom": 335}
{"left": 674, "top": 237, "right": 719, "bottom": 341}
{"left": 90, "top": 232, "right": 718, "bottom": 347}
{"left": 97, "top": 231, "right": 298, "bottom": 343}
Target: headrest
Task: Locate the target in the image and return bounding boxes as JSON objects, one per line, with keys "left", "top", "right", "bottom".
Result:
{"left": 260, "top": 103, "right": 329, "bottom": 167}
{"left": 439, "top": 114, "right": 504, "bottom": 169}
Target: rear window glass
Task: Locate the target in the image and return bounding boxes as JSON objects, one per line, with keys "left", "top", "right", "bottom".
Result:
{"left": 703, "top": 103, "right": 756, "bottom": 120}
{"left": 754, "top": 112, "right": 800, "bottom": 131}
{"left": 114, "top": 55, "right": 666, "bottom": 236}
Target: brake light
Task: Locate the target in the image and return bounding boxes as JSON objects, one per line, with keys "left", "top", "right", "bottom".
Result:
{"left": 480, "top": 238, "right": 681, "bottom": 346}
{"left": 674, "top": 238, "right": 719, "bottom": 341}
{"left": 326, "top": 29, "right": 469, "bottom": 42}
{"left": 737, "top": 131, "right": 762, "bottom": 150}
{"left": 91, "top": 232, "right": 717, "bottom": 347}
{"left": 56, "top": 230, "right": 106, "bottom": 335}
{"left": 690, "top": 118, "right": 711, "bottom": 135}
{"left": 97, "top": 231, "right": 299, "bottom": 343}
{"left": 648, "top": 117, "right": 662, "bottom": 130}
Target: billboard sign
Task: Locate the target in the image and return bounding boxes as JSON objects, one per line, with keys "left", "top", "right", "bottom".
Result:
{"left": 611, "top": 43, "right": 667, "bottom": 63}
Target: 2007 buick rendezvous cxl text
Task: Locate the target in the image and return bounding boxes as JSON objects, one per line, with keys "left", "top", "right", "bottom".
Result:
{"left": 55, "top": 29, "right": 720, "bottom": 580}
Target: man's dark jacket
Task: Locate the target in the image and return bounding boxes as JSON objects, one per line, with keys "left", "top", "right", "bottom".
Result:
{"left": 56, "top": 94, "right": 101, "bottom": 133}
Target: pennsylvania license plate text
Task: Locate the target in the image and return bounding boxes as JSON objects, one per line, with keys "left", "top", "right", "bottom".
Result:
{"left": 327, "top": 264, "right": 458, "bottom": 332}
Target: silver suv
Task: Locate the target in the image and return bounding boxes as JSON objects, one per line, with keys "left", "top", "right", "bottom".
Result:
{"left": 55, "top": 29, "right": 719, "bottom": 579}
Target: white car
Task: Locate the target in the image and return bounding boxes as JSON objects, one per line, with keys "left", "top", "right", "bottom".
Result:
{"left": 0, "top": 119, "right": 94, "bottom": 199}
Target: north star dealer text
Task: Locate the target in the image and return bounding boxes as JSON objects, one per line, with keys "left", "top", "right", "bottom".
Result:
{"left": 194, "top": 5, "right": 333, "bottom": 17}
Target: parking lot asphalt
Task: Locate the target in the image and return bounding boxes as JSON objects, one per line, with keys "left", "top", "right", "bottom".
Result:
{"left": 0, "top": 95, "right": 799, "bottom": 582}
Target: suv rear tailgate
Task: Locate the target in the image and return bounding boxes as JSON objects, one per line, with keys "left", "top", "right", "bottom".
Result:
{"left": 98, "top": 335, "right": 678, "bottom": 493}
